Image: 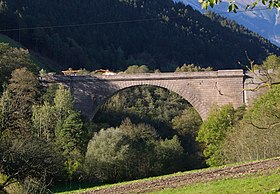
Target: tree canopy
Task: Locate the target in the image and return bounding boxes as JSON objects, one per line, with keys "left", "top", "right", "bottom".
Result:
{"left": 199, "top": 0, "right": 280, "bottom": 12}
{"left": 0, "top": 43, "right": 36, "bottom": 89}
{"left": 223, "top": 84, "right": 280, "bottom": 163}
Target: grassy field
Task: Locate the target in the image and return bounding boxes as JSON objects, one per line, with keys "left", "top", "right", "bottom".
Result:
{"left": 152, "top": 171, "right": 280, "bottom": 194}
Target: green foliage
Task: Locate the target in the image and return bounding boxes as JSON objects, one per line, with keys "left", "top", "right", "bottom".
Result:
{"left": 0, "top": 69, "right": 84, "bottom": 190}
{"left": 56, "top": 112, "right": 84, "bottom": 155}
{"left": 223, "top": 85, "right": 280, "bottom": 163}
{"left": 117, "top": 119, "right": 160, "bottom": 178}
{"left": 0, "top": 43, "right": 36, "bottom": 88}
{"left": 42, "top": 84, "right": 59, "bottom": 105}
{"left": 196, "top": 104, "right": 242, "bottom": 166}
{"left": 221, "top": 57, "right": 280, "bottom": 164}
{"left": 0, "top": 137, "right": 64, "bottom": 193}
{"left": 0, "top": 89, "right": 13, "bottom": 134}
{"left": 95, "top": 86, "right": 189, "bottom": 138}
{"left": 175, "top": 64, "right": 212, "bottom": 72}
{"left": 55, "top": 112, "right": 85, "bottom": 178}
{"left": 0, "top": 68, "right": 70, "bottom": 192}
{"left": 172, "top": 107, "right": 203, "bottom": 166}
{"left": 32, "top": 84, "right": 71, "bottom": 142}
{"left": 248, "top": 55, "right": 280, "bottom": 90}
{"left": 172, "top": 108, "right": 202, "bottom": 137}
{"left": 125, "top": 65, "right": 150, "bottom": 74}
{"left": 154, "top": 135, "right": 184, "bottom": 174}
{"left": 85, "top": 119, "right": 184, "bottom": 182}
{"left": 262, "top": 55, "right": 280, "bottom": 85}
{"left": 119, "top": 118, "right": 158, "bottom": 140}
{"left": 0, "top": 68, "right": 40, "bottom": 136}
{"left": 93, "top": 85, "right": 207, "bottom": 177}
{"left": 31, "top": 84, "right": 85, "bottom": 180}
{"left": 262, "top": 55, "right": 280, "bottom": 70}
{"left": 250, "top": 85, "right": 280, "bottom": 127}
{"left": 32, "top": 102, "right": 56, "bottom": 141}
{"left": 53, "top": 86, "right": 85, "bottom": 179}
{"left": 199, "top": 0, "right": 280, "bottom": 11}
{"left": 85, "top": 127, "right": 130, "bottom": 182}
{"left": 54, "top": 85, "right": 74, "bottom": 122}
{"left": 0, "top": 173, "right": 22, "bottom": 194}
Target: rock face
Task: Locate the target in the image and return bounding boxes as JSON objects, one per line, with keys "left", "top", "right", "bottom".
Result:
{"left": 177, "top": 0, "right": 280, "bottom": 47}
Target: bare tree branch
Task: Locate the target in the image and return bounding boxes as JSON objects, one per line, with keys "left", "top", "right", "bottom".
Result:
{"left": 249, "top": 116, "right": 280, "bottom": 130}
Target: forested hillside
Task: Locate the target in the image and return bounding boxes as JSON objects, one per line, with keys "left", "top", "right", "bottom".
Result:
{"left": 0, "top": 0, "right": 279, "bottom": 71}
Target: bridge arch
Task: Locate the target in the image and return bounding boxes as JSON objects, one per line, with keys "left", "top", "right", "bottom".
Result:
{"left": 94, "top": 80, "right": 208, "bottom": 120}
{"left": 50, "top": 70, "right": 245, "bottom": 121}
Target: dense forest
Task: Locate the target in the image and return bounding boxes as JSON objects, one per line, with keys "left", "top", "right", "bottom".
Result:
{"left": 0, "top": 0, "right": 279, "bottom": 71}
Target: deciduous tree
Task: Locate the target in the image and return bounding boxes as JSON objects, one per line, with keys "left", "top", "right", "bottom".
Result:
{"left": 0, "top": 43, "right": 36, "bottom": 88}
{"left": 223, "top": 85, "right": 280, "bottom": 163}
{"left": 196, "top": 104, "right": 238, "bottom": 166}
{"left": 172, "top": 107, "right": 203, "bottom": 165}
{"left": 3, "top": 68, "right": 40, "bottom": 136}
{"left": 32, "top": 102, "right": 56, "bottom": 141}
{"left": 0, "top": 138, "right": 64, "bottom": 193}
{"left": 85, "top": 119, "right": 185, "bottom": 182}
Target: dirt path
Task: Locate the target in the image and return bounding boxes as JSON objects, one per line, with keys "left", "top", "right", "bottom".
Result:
{"left": 82, "top": 157, "right": 280, "bottom": 194}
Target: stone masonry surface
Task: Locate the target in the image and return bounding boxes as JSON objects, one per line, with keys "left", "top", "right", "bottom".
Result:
{"left": 44, "top": 70, "right": 264, "bottom": 120}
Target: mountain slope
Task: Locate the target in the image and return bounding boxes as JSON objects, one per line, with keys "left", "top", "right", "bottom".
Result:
{"left": 0, "top": 0, "right": 279, "bottom": 71}
{"left": 177, "top": 0, "right": 280, "bottom": 47}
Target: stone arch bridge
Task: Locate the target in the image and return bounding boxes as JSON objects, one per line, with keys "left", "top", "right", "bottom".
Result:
{"left": 46, "top": 70, "right": 262, "bottom": 120}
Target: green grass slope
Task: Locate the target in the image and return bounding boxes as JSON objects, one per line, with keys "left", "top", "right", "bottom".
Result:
{"left": 152, "top": 171, "right": 280, "bottom": 194}
{"left": 55, "top": 157, "right": 280, "bottom": 194}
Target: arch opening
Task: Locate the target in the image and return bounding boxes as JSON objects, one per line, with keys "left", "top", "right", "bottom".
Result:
{"left": 90, "top": 82, "right": 208, "bottom": 121}
{"left": 92, "top": 84, "right": 203, "bottom": 139}
{"left": 88, "top": 84, "right": 206, "bottom": 174}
